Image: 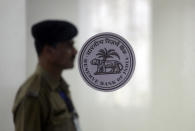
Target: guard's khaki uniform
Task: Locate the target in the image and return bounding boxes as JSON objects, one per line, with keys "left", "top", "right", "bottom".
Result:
{"left": 12, "top": 65, "right": 77, "bottom": 131}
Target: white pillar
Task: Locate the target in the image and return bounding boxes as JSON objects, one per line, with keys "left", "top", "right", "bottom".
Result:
{"left": 0, "top": 0, "right": 26, "bottom": 130}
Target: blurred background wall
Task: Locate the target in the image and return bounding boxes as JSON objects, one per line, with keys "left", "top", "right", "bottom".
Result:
{"left": 0, "top": 0, "right": 195, "bottom": 131}
{"left": 0, "top": 0, "right": 26, "bottom": 131}
{"left": 151, "top": 0, "right": 195, "bottom": 130}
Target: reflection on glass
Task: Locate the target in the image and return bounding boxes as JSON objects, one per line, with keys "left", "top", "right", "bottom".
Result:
{"left": 79, "top": 0, "right": 151, "bottom": 109}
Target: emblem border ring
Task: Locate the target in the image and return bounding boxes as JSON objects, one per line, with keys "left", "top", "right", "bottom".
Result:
{"left": 78, "top": 32, "right": 136, "bottom": 92}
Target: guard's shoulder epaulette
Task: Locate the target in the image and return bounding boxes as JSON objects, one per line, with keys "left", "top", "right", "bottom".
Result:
{"left": 12, "top": 74, "right": 42, "bottom": 115}
{"left": 26, "top": 74, "right": 42, "bottom": 98}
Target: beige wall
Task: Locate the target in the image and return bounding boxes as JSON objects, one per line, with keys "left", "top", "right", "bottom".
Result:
{"left": 151, "top": 0, "right": 195, "bottom": 130}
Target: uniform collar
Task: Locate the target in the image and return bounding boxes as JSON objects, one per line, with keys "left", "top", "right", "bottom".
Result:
{"left": 35, "top": 64, "right": 61, "bottom": 91}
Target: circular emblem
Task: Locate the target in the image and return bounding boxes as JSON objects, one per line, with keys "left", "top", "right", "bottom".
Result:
{"left": 78, "top": 32, "right": 136, "bottom": 91}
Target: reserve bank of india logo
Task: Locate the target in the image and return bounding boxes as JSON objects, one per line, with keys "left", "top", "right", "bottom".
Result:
{"left": 78, "top": 32, "right": 136, "bottom": 91}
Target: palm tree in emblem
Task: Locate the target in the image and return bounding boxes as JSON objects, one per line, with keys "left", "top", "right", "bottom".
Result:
{"left": 90, "top": 48, "right": 123, "bottom": 74}
{"left": 92, "top": 48, "right": 121, "bottom": 74}
{"left": 96, "top": 48, "right": 120, "bottom": 61}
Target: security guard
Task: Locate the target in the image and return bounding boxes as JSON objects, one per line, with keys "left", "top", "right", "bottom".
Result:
{"left": 12, "top": 20, "right": 80, "bottom": 131}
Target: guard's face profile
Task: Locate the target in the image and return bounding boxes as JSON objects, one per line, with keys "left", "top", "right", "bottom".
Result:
{"left": 47, "top": 40, "right": 77, "bottom": 69}
{"left": 31, "top": 20, "right": 78, "bottom": 69}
